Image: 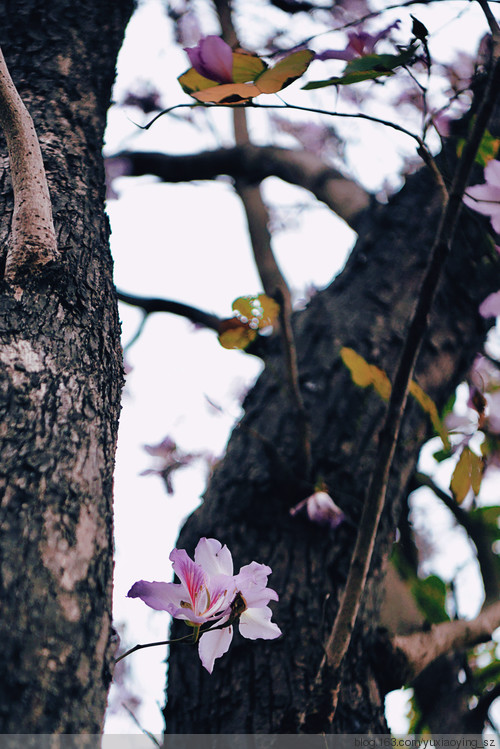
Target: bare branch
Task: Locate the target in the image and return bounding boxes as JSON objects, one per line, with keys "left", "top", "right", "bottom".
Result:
{"left": 0, "top": 46, "right": 58, "bottom": 282}
{"left": 299, "top": 44, "right": 500, "bottom": 731}
{"left": 414, "top": 472, "right": 500, "bottom": 603}
{"left": 117, "top": 290, "right": 222, "bottom": 333}
{"left": 108, "top": 146, "right": 370, "bottom": 229}
{"left": 394, "top": 600, "right": 500, "bottom": 681}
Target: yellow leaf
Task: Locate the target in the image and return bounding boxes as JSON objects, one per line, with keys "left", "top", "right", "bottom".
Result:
{"left": 232, "top": 296, "right": 255, "bottom": 319}
{"left": 256, "top": 293, "right": 280, "bottom": 328}
{"left": 232, "top": 51, "right": 267, "bottom": 83}
{"left": 409, "top": 381, "right": 451, "bottom": 450}
{"left": 180, "top": 49, "right": 313, "bottom": 105}
{"left": 178, "top": 68, "right": 218, "bottom": 95}
{"left": 450, "top": 447, "right": 483, "bottom": 503}
{"left": 340, "top": 347, "right": 392, "bottom": 401}
{"left": 254, "top": 50, "right": 314, "bottom": 94}
{"left": 193, "top": 81, "right": 261, "bottom": 104}
{"left": 218, "top": 318, "right": 257, "bottom": 350}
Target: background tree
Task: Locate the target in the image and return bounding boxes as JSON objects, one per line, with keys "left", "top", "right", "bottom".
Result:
{"left": 1, "top": 0, "right": 500, "bottom": 737}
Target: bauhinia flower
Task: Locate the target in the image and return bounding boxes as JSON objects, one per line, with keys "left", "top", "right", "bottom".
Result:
{"left": 463, "top": 159, "right": 500, "bottom": 233}
{"left": 290, "top": 490, "right": 344, "bottom": 529}
{"left": 128, "top": 537, "right": 281, "bottom": 673}
{"left": 315, "top": 21, "right": 401, "bottom": 62}
{"left": 185, "top": 36, "right": 234, "bottom": 83}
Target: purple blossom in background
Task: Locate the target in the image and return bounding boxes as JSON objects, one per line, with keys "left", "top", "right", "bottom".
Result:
{"left": 128, "top": 537, "right": 281, "bottom": 673}
{"left": 185, "top": 36, "right": 234, "bottom": 83}
{"left": 140, "top": 436, "right": 201, "bottom": 494}
{"left": 315, "top": 21, "right": 400, "bottom": 62}
{"left": 290, "top": 491, "right": 344, "bottom": 529}
{"left": 463, "top": 159, "right": 500, "bottom": 233}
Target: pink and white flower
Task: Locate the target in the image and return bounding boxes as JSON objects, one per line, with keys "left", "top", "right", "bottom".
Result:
{"left": 464, "top": 159, "right": 500, "bottom": 233}
{"left": 128, "top": 537, "right": 281, "bottom": 673}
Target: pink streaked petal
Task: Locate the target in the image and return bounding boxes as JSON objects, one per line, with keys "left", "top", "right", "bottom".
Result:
{"left": 127, "top": 580, "right": 185, "bottom": 613}
{"left": 169, "top": 548, "right": 205, "bottom": 608}
{"left": 194, "top": 537, "right": 233, "bottom": 577}
{"left": 203, "top": 574, "right": 235, "bottom": 618}
{"left": 464, "top": 183, "right": 500, "bottom": 210}
{"left": 239, "top": 606, "right": 282, "bottom": 640}
{"left": 198, "top": 623, "right": 233, "bottom": 673}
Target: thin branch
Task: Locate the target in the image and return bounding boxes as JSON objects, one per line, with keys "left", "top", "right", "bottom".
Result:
{"left": 142, "top": 102, "right": 447, "bottom": 200}
{"left": 115, "top": 633, "right": 194, "bottom": 663}
{"left": 414, "top": 471, "right": 500, "bottom": 602}
{"left": 299, "top": 39, "right": 500, "bottom": 731}
{"left": 213, "top": 0, "right": 312, "bottom": 478}
{"left": 394, "top": 600, "right": 500, "bottom": 680}
{"left": 117, "top": 290, "right": 222, "bottom": 333}
{"left": 108, "top": 146, "right": 370, "bottom": 228}
{"left": 0, "top": 46, "right": 58, "bottom": 281}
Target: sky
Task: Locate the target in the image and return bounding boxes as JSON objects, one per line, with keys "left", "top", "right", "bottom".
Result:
{"left": 103, "top": 0, "right": 498, "bottom": 735}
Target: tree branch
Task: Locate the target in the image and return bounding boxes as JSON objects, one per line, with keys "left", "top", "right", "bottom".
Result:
{"left": 413, "top": 471, "right": 500, "bottom": 603}
{"left": 299, "top": 38, "right": 500, "bottom": 731}
{"left": 117, "top": 290, "right": 222, "bottom": 333}
{"left": 0, "top": 46, "right": 58, "bottom": 282}
{"left": 107, "top": 146, "right": 370, "bottom": 229}
{"left": 394, "top": 600, "right": 500, "bottom": 681}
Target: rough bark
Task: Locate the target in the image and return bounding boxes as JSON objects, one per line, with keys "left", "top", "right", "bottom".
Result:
{"left": 0, "top": 0, "right": 132, "bottom": 732}
{"left": 163, "top": 100, "right": 500, "bottom": 732}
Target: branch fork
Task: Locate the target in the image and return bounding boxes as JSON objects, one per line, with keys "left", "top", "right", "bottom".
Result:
{"left": 0, "top": 46, "right": 58, "bottom": 282}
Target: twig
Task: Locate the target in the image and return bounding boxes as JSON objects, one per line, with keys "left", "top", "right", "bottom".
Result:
{"left": 143, "top": 102, "right": 447, "bottom": 201}
{"left": 115, "top": 633, "right": 194, "bottom": 663}
{"left": 298, "top": 35, "right": 500, "bottom": 731}
{"left": 414, "top": 471, "right": 500, "bottom": 602}
{"left": 117, "top": 290, "right": 222, "bottom": 332}
{"left": 0, "top": 46, "right": 58, "bottom": 281}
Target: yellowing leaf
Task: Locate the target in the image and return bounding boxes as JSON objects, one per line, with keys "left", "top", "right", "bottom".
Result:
{"left": 193, "top": 82, "right": 261, "bottom": 104}
{"left": 181, "top": 49, "right": 313, "bottom": 104}
{"left": 231, "top": 51, "right": 267, "bottom": 83}
{"left": 218, "top": 318, "right": 257, "bottom": 350}
{"left": 254, "top": 49, "right": 314, "bottom": 94}
{"left": 256, "top": 293, "right": 280, "bottom": 327}
{"left": 232, "top": 293, "right": 279, "bottom": 329}
{"left": 450, "top": 447, "right": 484, "bottom": 504}
{"left": 178, "top": 68, "right": 219, "bottom": 95}
{"left": 340, "top": 347, "right": 392, "bottom": 401}
{"left": 409, "top": 381, "right": 451, "bottom": 450}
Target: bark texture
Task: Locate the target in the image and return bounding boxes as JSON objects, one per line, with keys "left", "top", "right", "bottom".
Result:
{"left": 0, "top": 0, "right": 132, "bottom": 732}
{"left": 163, "top": 101, "right": 500, "bottom": 733}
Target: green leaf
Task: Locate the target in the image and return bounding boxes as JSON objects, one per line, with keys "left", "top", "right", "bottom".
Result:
{"left": 303, "top": 44, "right": 418, "bottom": 89}
{"left": 411, "top": 574, "right": 450, "bottom": 624}
{"left": 303, "top": 70, "right": 392, "bottom": 89}
{"left": 457, "top": 128, "right": 500, "bottom": 167}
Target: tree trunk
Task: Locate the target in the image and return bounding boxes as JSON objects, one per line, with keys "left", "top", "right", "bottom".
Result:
{"left": 164, "top": 105, "right": 500, "bottom": 732}
{"left": 0, "top": 0, "right": 132, "bottom": 732}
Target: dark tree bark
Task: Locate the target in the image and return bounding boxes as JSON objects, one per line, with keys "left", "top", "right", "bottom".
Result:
{"left": 163, "top": 106, "right": 500, "bottom": 732}
{"left": 0, "top": 0, "right": 132, "bottom": 732}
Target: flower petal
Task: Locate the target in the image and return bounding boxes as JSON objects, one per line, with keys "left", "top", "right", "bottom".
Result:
{"left": 479, "top": 291, "right": 500, "bottom": 318}
{"left": 239, "top": 606, "right": 282, "bottom": 640}
{"left": 194, "top": 537, "right": 233, "bottom": 577}
{"left": 169, "top": 548, "right": 205, "bottom": 609}
{"left": 484, "top": 158, "right": 500, "bottom": 189}
{"left": 127, "top": 580, "right": 184, "bottom": 613}
{"left": 198, "top": 623, "right": 233, "bottom": 673}
{"left": 186, "top": 36, "right": 233, "bottom": 84}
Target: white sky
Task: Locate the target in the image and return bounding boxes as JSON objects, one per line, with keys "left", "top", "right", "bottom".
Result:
{"left": 103, "top": 0, "right": 498, "bottom": 735}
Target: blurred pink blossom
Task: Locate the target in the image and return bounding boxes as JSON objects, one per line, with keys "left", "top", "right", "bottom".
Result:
{"left": 463, "top": 159, "right": 500, "bottom": 233}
